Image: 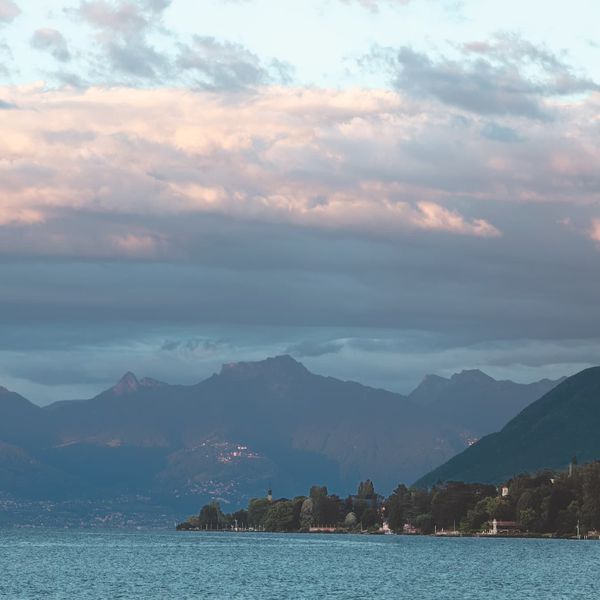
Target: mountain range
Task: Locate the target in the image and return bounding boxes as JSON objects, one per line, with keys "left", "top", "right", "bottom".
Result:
{"left": 0, "top": 356, "right": 562, "bottom": 522}
{"left": 408, "top": 369, "right": 564, "bottom": 439}
{"left": 415, "top": 366, "right": 600, "bottom": 487}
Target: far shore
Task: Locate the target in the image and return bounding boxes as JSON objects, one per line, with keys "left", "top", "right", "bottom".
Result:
{"left": 176, "top": 528, "right": 600, "bottom": 541}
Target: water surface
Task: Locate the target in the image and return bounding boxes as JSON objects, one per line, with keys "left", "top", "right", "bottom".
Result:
{"left": 1, "top": 530, "right": 598, "bottom": 599}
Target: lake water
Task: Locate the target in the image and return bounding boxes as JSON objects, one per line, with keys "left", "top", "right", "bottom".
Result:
{"left": 1, "top": 530, "right": 599, "bottom": 599}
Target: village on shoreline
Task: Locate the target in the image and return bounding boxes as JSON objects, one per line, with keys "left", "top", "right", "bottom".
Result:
{"left": 177, "top": 460, "right": 600, "bottom": 540}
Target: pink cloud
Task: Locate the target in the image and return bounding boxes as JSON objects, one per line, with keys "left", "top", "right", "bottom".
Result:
{"left": 111, "top": 232, "right": 168, "bottom": 257}
{"left": 589, "top": 219, "right": 600, "bottom": 243}
{"left": 4, "top": 83, "right": 598, "bottom": 258}
{"left": 0, "top": 206, "right": 43, "bottom": 226}
{"left": 0, "top": 0, "right": 19, "bottom": 23}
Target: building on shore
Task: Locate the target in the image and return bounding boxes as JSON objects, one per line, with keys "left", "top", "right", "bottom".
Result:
{"left": 489, "top": 519, "right": 520, "bottom": 535}
{"left": 403, "top": 523, "right": 421, "bottom": 535}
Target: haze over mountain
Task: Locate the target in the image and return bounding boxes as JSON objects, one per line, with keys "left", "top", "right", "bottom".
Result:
{"left": 0, "top": 356, "right": 563, "bottom": 522}
{"left": 409, "top": 370, "right": 565, "bottom": 438}
{"left": 415, "top": 367, "right": 600, "bottom": 488}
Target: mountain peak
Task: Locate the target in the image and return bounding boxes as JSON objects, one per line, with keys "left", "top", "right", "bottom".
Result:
{"left": 451, "top": 369, "right": 495, "bottom": 384}
{"left": 112, "top": 372, "right": 140, "bottom": 395}
{"left": 219, "top": 355, "right": 309, "bottom": 379}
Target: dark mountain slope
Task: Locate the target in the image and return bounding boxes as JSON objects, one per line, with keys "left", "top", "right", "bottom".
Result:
{"left": 0, "top": 442, "right": 76, "bottom": 499}
{"left": 0, "top": 387, "right": 51, "bottom": 448}
{"left": 415, "top": 366, "right": 600, "bottom": 487}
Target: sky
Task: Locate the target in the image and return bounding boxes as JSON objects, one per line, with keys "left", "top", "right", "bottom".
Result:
{"left": 1, "top": 0, "right": 600, "bottom": 404}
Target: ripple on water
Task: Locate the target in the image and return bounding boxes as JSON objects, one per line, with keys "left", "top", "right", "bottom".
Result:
{"left": 1, "top": 530, "right": 599, "bottom": 600}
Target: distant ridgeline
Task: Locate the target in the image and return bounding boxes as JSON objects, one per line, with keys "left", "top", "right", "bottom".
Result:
{"left": 177, "top": 461, "right": 600, "bottom": 538}
{"left": 416, "top": 366, "right": 600, "bottom": 487}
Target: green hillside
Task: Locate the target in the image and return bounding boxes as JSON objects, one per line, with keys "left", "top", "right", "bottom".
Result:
{"left": 415, "top": 366, "right": 600, "bottom": 487}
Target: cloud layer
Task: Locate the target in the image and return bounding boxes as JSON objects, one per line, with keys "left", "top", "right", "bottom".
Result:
{"left": 0, "top": 84, "right": 519, "bottom": 259}
{"left": 2, "top": 81, "right": 600, "bottom": 259}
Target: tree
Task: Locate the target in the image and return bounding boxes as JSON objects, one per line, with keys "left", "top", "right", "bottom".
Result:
{"left": 310, "top": 485, "right": 328, "bottom": 500}
{"left": 248, "top": 498, "right": 271, "bottom": 529}
{"left": 310, "top": 485, "right": 334, "bottom": 525}
{"left": 581, "top": 462, "right": 600, "bottom": 530}
{"left": 540, "top": 487, "right": 574, "bottom": 532}
{"left": 385, "top": 492, "right": 405, "bottom": 533}
{"left": 556, "top": 501, "right": 579, "bottom": 536}
{"left": 357, "top": 480, "right": 375, "bottom": 499}
{"left": 197, "top": 501, "right": 225, "bottom": 530}
{"left": 516, "top": 489, "right": 535, "bottom": 515}
{"left": 361, "top": 508, "right": 379, "bottom": 529}
{"left": 263, "top": 501, "right": 296, "bottom": 532}
{"left": 486, "top": 497, "right": 513, "bottom": 521}
{"left": 226, "top": 509, "right": 249, "bottom": 529}
{"left": 518, "top": 508, "right": 539, "bottom": 532}
{"left": 319, "top": 495, "right": 342, "bottom": 526}
{"left": 431, "top": 482, "right": 496, "bottom": 530}
{"left": 352, "top": 498, "right": 369, "bottom": 521}
{"left": 461, "top": 500, "right": 490, "bottom": 533}
{"left": 300, "top": 497, "right": 313, "bottom": 530}
{"left": 344, "top": 512, "right": 358, "bottom": 529}
{"left": 414, "top": 513, "right": 435, "bottom": 534}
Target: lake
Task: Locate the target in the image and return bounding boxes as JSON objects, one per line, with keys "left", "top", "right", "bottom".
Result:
{"left": 1, "top": 530, "right": 599, "bottom": 599}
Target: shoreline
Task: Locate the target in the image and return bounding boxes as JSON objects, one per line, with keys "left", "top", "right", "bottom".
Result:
{"left": 175, "top": 527, "right": 599, "bottom": 541}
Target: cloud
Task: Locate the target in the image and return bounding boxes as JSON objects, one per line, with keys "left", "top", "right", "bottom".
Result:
{"left": 161, "top": 338, "right": 228, "bottom": 354}
{"left": 31, "top": 29, "right": 71, "bottom": 62}
{"left": 76, "top": 0, "right": 171, "bottom": 80}
{"left": 0, "top": 39, "right": 14, "bottom": 77}
{"left": 1, "top": 81, "right": 599, "bottom": 257}
{"left": 0, "top": 0, "right": 19, "bottom": 24}
{"left": 0, "top": 85, "right": 505, "bottom": 254}
{"left": 412, "top": 202, "right": 500, "bottom": 236}
{"left": 589, "top": 219, "right": 600, "bottom": 243}
{"left": 77, "top": 0, "right": 169, "bottom": 32}
{"left": 2, "top": 78, "right": 600, "bottom": 256}
{"left": 481, "top": 121, "right": 523, "bottom": 143}
{"left": 110, "top": 232, "right": 169, "bottom": 257}
{"left": 286, "top": 340, "right": 344, "bottom": 358}
{"left": 72, "top": 1, "right": 291, "bottom": 88}
{"left": 177, "top": 36, "right": 292, "bottom": 90}
{"left": 368, "top": 35, "right": 599, "bottom": 119}
{"left": 105, "top": 38, "right": 168, "bottom": 78}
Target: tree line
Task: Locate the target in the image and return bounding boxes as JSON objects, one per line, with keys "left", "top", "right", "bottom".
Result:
{"left": 177, "top": 460, "right": 600, "bottom": 537}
